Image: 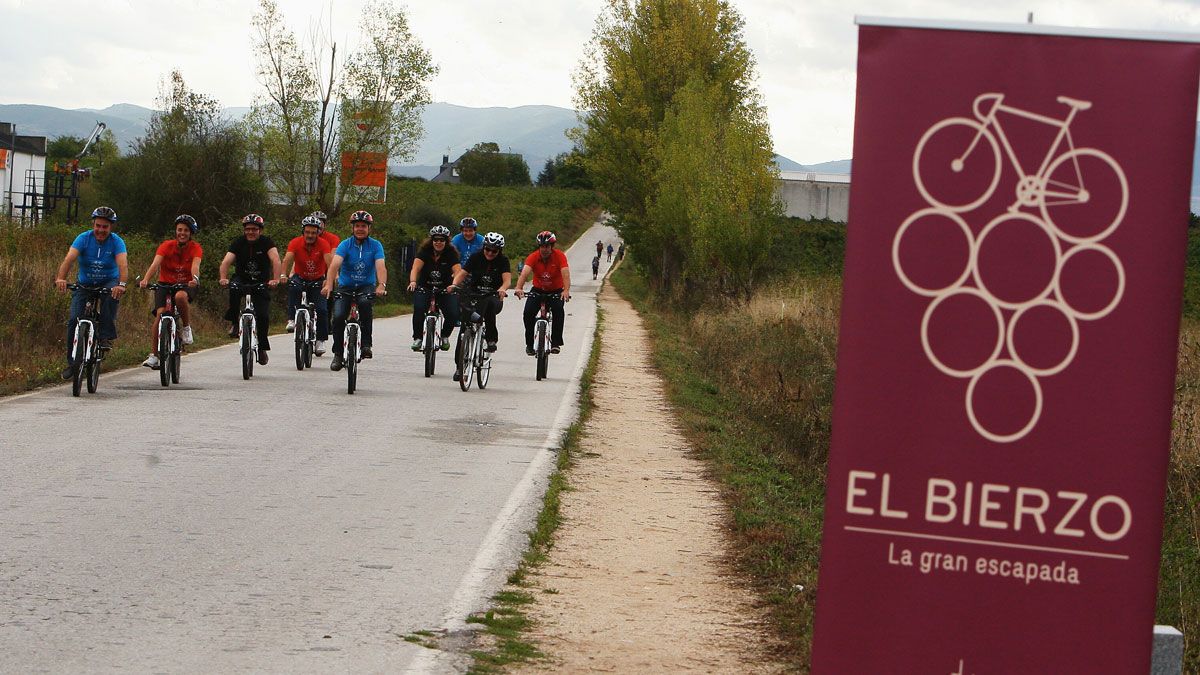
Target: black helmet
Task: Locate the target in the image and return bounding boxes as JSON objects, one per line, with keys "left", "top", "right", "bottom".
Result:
{"left": 174, "top": 214, "right": 198, "bottom": 234}
{"left": 90, "top": 206, "right": 117, "bottom": 223}
{"left": 241, "top": 213, "right": 265, "bottom": 228}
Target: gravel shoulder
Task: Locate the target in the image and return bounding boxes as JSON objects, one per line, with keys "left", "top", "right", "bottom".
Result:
{"left": 513, "top": 281, "right": 785, "bottom": 672}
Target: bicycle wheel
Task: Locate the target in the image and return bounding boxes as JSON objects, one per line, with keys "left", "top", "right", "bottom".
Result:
{"left": 241, "top": 315, "right": 254, "bottom": 380}
{"left": 913, "top": 117, "right": 1001, "bottom": 213}
{"left": 294, "top": 312, "right": 307, "bottom": 371}
{"left": 423, "top": 316, "right": 437, "bottom": 377}
{"left": 458, "top": 329, "right": 474, "bottom": 392}
{"left": 535, "top": 323, "right": 548, "bottom": 381}
{"left": 1039, "top": 147, "right": 1128, "bottom": 244}
{"left": 346, "top": 324, "right": 358, "bottom": 395}
{"left": 476, "top": 331, "right": 491, "bottom": 389}
{"left": 86, "top": 355, "right": 100, "bottom": 394}
{"left": 71, "top": 323, "right": 89, "bottom": 397}
{"left": 159, "top": 318, "right": 172, "bottom": 387}
{"left": 303, "top": 339, "right": 313, "bottom": 369}
{"left": 170, "top": 346, "right": 181, "bottom": 384}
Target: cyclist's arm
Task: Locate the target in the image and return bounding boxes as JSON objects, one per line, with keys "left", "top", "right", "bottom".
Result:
{"left": 218, "top": 252, "right": 236, "bottom": 286}
{"left": 140, "top": 254, "right": 165, "bottom": 288}
{"left": 513, "top": 265, "right": 531, "bottom": 297}
{"left": 323, "top": 254, "right": 343, "bottom": 297}
{"left": 189, "top": 255, "right": 201, "bottom": 287}
{"left": 451, "top": 266, "right": 469, "bottom": 287}
{"left": 55, "top": 247, "right": 80, "bottom": 291}
{"left": 498, "top": 271, "right": 512, "bottom": 297}
{"left": 281, "top": 251, "right": 296, "bottom": 279}
{"left": 113, "top": 252, "right": 129, "bottom": 298}
{"left": 561, "top": 267, "right": 571, "bottom": 302}
{"left": 407, "top": 258, "right": 424, "bottom": 292}
{"left": 268, "top": 247, "right": 282, "bottom": 287}
{"left": 374, "top": 258, "right": 387, "bottom": 295}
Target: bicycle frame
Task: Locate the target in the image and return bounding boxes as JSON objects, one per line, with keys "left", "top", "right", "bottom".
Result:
{"left": 967, "top": 93, "right": 1084, "bottom": 189}
{"left": 68, "top": 285, "right": 107, "bottom": 364}
{"left": 422, "top": 288, "right": 446, "bottom": 351}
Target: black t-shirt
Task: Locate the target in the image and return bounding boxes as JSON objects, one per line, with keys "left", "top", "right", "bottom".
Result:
{"left": 463, "top": 251, "right": 511, "bottom": 293}
{"left": 228, "top": 235, "right": 278, "bottom": 283}
{"left": 416, "top": 247, "right": 460, "bottom": 288}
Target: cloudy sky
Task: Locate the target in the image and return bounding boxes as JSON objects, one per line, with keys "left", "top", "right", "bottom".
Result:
{"left": 2, "top": 0, "right": 1199, "bottom": 164}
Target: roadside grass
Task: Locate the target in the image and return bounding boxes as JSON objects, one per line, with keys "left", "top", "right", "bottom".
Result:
{"left": 462, "top": 301, "right": 606, "bottom": 674}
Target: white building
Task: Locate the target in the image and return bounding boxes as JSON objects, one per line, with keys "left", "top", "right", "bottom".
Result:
{"left": 0, "top": 122, "right": 48, "bottom": 221}
{"left": 777, "top": 171, "right": 850, "bottom": 223}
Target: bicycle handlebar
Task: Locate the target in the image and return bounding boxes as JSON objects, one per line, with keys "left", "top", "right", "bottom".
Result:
{"left": 331, "top": 290, "right": 377, "bottom": 301}
{"left": 145, "top": 282, "right": 192, "bottom": 292}
{"left": 288, "top": 277, "right": 325, "bottom": 288}
{"left": 227, "top": 281, "right": 269, "bottom": 292}
{"left": 65, "top": 283, "right": 110, "bottom": 293}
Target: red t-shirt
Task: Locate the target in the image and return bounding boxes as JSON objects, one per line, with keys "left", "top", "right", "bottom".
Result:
{"left": 524, "top": 249, "right": 570, "bottom": 291}
{"left": 156, "top": 240, "right": 203, "bottom": 283}
{"left": 319, "top": 231, "right": 340, "bottom": 250}
{"left": 288, "top": 237, "right": 332, "bottom": 280}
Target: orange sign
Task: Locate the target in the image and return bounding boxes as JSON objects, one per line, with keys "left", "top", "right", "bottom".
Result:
{"left": 0, "top": 149, "right": 9, "bottom": 169}
{"left": 341, "top": 151, "right": 388, "bottom": 188}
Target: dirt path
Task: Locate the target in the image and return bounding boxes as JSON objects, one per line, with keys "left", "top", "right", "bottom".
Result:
{"left": 515, "top": 282, "right": 783, "bottom": 673}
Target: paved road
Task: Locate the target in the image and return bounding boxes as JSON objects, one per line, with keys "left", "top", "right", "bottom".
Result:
{"left": 0, "top": 222, "right": 620, "bottom": 673}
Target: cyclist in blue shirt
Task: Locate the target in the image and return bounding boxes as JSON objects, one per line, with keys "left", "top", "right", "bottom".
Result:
{"left": 451, "top": 217, "right": 484, "bottom": 264}
{"left": 322, "top": 210, "right": 388, "bottom": 371}
{"left": 54, "top": 206, "right": 128, "bottom": 379}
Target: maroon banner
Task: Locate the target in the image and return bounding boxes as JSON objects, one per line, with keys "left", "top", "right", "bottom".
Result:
{"left": 812, "top": 20, "right": 1200, "bottom": 673}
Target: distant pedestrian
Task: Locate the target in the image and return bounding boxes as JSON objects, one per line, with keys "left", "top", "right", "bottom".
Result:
{"left": 591, "top": 255, "right": 600, "bottom": 280}
{"left": 606, "top": 243, "right": 613, "bottom": 261}
{"left": 616, "top": 243, "right": 625, "bottom": 261}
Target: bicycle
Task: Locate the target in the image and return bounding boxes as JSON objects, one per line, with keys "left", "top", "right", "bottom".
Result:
{"left": 526, "top": 289, "right": 560, "bottom": 382}
{"left": 145, "top": 282, "right": 190, "bottom": 387}
{"left": 290, "top": 278, "right": 323, "bottom": 371}
{"left": 65, "top": 283, "right": 110, "bottom": 397}
{"left": 332, "top": 289, "right": 376, "bottom": 395}
{"left": 455, "top": 290, "right": 495, "bottom": 392}
{"left": 913, "top": 92, "right": 1128, "bottom": 242}
{"left": 418, "top": 286, "right": 449, "bottom": 378}
{"left": 228, "top": 281, "right": 267, "bottom": 380}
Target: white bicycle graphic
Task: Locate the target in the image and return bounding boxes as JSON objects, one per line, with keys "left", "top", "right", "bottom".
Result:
{"left": 913, "top": 92, "right": 1128, "bottom": 243}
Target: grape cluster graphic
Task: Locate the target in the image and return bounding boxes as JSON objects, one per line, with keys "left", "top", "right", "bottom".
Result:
{"left": 893, "top": 93, "right": 1128, "bottom": 443}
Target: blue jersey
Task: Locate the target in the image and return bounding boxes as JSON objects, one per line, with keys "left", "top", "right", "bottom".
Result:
{"left": 72, "top": 231, "right": 126, "bottom": 284}
{"left": 335, "top": 236, "right": 385, "bottom": 287}
{"left": 451, "top": 232, "right": 484, "bottom": 265}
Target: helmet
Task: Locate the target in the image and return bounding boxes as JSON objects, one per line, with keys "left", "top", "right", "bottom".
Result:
{"left": 241, "top": 213, "right": 265, "bottom": 228}
{"left": 90, "top": 206, "right": 118, "bottom": 223}
{"left": 459, "top": 217, "right": 478, "bottom": 230}
{"left": 536, "top": 230, "right": 557, "bottom": 246}
{"left": 349, "top": 210, "right": 373, "bottom": 224}
{"left": 301, "top": 215, "right": 322, "bottom": 231}
{"left": 429, "top": 225, "right": 451, "bottom": 239}
{"left": 482, "top": 231, "right": 505, "bottom": 249}
{"left": 174, "top": 214, "right": 198, "bottom": 234}
{"left": 310, "top": 211, "right": 328, "bottom": 231}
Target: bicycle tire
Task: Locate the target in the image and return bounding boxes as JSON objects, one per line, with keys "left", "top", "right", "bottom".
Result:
{"left": 458, "top": 329, "right": 473, "bottom": 392}
{"left": 86, "top": 356, "right": 100, "bottom": 394}
{"left": 346, "top": 324, "right": 358, "bottom": 394}
{"left": 71, "top": 323, "right": 89, "bottom": 397}
{"left": 241, "top": 315, "right": 254, "bottom": 380}
{"left": 913, "top": 117, "right": 1001, "bottom": 213}
{"left": 423, "top": 315, "right": 437, "bottom": 377}
{"left": 294, "top": 311, "right": 307, "bottom": 371}
{"left": 477, "top": 334, "right": 491, "bottom": 390}
{"left": 1038, "top": 147, "right": 1128, "bottom": 244}
{"left": 170, "top": 348, "right": 181, "bottom": 384}
{"left": 159, "top": 318, "right": 172, "bottom": 387}
{"left": 303, "top": 340, "right": 313, "bottom": 368}
{"left": 535, "top": 323, "right": 548, "bottom": 381}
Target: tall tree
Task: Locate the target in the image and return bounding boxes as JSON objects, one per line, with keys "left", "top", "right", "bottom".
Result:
{"left": 458, "top": 142, "right": 532, "bottom": 187}
{"left": 247, "top": 0, "right": 436, "bottom": 216}
{"left": 572, "top": 0, "right": 777, "bottom": 292}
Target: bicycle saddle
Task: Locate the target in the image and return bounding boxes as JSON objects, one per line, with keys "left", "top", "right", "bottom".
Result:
{"left": 1056, "top": 96, "right": 1092, "bottom": 110}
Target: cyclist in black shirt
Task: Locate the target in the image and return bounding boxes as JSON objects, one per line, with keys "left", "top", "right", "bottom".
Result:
{"left": 218, "top": 213, "right": 282, "bottom": 364}
{"left": 451, "top": 231, "right": 511, "bottom": 365}
{"left": 407, "top": 225, "right": 462, "bottom": 351}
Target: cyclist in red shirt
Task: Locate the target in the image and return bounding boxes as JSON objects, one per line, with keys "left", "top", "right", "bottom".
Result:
{"left": 283, "top": 215, "right": 333, "bottom": 355}
{"left": 514, "top": 230, "right": 571, "bottom": 355}
{"left": 311, "top": 210, "right": 340, "bottom": 251}
{"left": 137, "top": 214, "right": 202, "bottom": 369}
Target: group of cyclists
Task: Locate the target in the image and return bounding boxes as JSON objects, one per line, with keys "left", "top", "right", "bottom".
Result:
{"left": 55, "top": 206, "right": 575, "bottom": 383}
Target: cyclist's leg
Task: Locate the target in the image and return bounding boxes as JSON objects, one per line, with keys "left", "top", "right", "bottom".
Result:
{"left": 412, "top": 288, "right": 429, "bottom": 340}
{"left": 484, "top": 296, "right": 502, "bottom": 343}
{"left": 315, "top": 292, "right": 330, "bottom": 341}
{"left": 330, "top": 293, "right": 351, "bottom": 353}
{"left": 224, "top": 287, "right": 239, "bottom": 323}
{"left": 286, "top": 279, "right": 302, "bottom": 319}
{"left": 549, "top": 294, "right": 565, "bottom": 347}
{"left": 65, "top": 287, "right": 87, "bottom": 365}
{"left": 522, "top": 297, "right": 538, "bottom": 349}
{"left": 176, "top": 288, "right": 193, "bottom": 327}
{"left": 99, "top": 281, "right": 120, "bottom": 343}
{"left": 441, "top": 292, "right": 460, "bottom": 338}
{"left": 253, "top": 288, "right": 271, "bottom": 351}
{"left": 357, "top": 289, "right": 375, "bottom": 348}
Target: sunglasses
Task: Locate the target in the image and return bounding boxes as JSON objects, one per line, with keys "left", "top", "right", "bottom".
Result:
{"left": 483, "top": 246, "right": 500, "bottom": 253}
{"left": 432, "top": 237, "right": 447, "bottom": 243}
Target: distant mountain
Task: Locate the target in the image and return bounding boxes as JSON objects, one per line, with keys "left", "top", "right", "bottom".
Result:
{"left": 0, "top": 103, "right": 153, "bottom": 150}
{"left": 775, "top": 156, "right": 851, "bottom": 174}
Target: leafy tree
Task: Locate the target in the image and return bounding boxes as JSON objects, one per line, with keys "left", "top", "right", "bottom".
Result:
{"left": 45, "top": 130, "right": 118, "bottom": 170}
{"left": 572, "top": 0, "right": 775, "bottom": 293}
{"left": 537, "top": 151, "right": 594, "bottom": 189}
{"left": 458, "top": 142, "right": 532, "bottom": 187}
{"left": 96, "top": 71, "right": 264, "bottom": 236}
{"left": 246, "top": 0, "right": 436, "bottom": 217}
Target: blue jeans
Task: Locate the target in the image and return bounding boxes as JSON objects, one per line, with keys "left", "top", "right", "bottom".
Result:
{"left": 331, "top": 286, "right": 376, "bottom": 353}
{"left": 66, "top": 281, "right": 119, "bottom": 365}
{"left": 287, "top": 278, "right": 329, "bottom": 340}
{"left": 412, "top": 288, "right": 460, "bottom": 340}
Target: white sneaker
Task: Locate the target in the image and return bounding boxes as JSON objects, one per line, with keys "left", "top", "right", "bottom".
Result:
{"left": 142, "top": 353, "right": 161, "bottom": 369}
{"left": 314, "top": 340, "right": 326, "bottom": 356}
{"left": 286, "top": 319, "right": 296, "bottom": 333}
{"left": 182, "top": 326, "right": 193, "bottom": 345}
